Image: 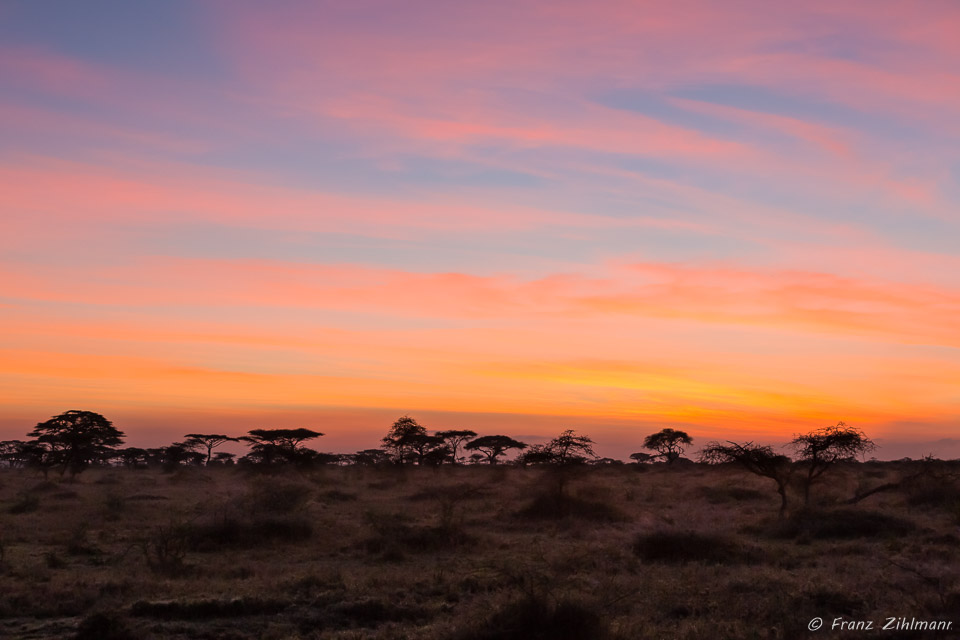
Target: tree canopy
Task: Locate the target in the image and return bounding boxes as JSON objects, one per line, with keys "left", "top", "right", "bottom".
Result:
{"left": 28, "top": 410, "right": 124, "bottom": 476}
{"left": 464, "top": 435, "right": 527, "bottom": 464}
{"left": 642, "top": 428, "right": 693, "bottom": 464}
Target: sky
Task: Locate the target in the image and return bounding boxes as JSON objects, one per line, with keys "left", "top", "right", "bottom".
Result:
{"left": 1, "top": 1, "right": 959, "bottom": 459}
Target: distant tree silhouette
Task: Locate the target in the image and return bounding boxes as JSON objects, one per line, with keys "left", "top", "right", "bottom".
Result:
{"left": 117, "top": 447, "right": 151, "bottom": 469}
{"left": 516, "top": 444, "right": 556, "bottom": 466}
{"left": 159, "top": 442, "right": 201, "bottom": 470}
{"left": 28, "top": 410, "right": 124, "bottom": 477}
{"left": 210, "top": 451, "right": 236, "bottom": 465}
{"left": 353, "top": 449, "right": 392, "bottom": 466}
{"left": 790, "top": 422, "right": 875, "bottom": 506}
{"left": 241, "top": 428, "right": 324, "bottom": 465}
{"left": 381, "top": 416, "right": 428, "bottom": 464}
{"left": 700, "top": 441, "right": 794, "bottom": 517}
{"left": 184, "top": 433, "right": 238, "bottom": 465}
{"left": 0, "top": 440, "right": 31, "bottom": 468}
{"left": 436, "top": 429, "right": 477, "bottom": 464}
{"left": 545, "top": 429, "right": 597, "bottom": 465}
{"left": 629, "top": 452, "right": 655, "bottom": 464}
{"left": 464, "top": 435, "right": 527, "bottom": 464}
{"left": 642, "top": 428, "right": 693, "bottom": 464}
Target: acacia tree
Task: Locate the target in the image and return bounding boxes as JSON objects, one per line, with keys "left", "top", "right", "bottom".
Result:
{"left": 629, "top": 452, "right": 655, "bottom": 464}
{"left": 28, "top": 410, "right": 125, "bottom": 477}
{"left": 464, "top": 435, "right": 527, "bottom": 464}
{"left": 381, "top": 416, "right": 428, "bottom": 464}
{"left": 184, "top": 433, "right": 238, "bottom": 466}
{"left": 435, "top": 429, "right": 477, "bottom": 464}
{"left": 546, "top": 429, "right": 597, "bottom": 464}
{"left": 241, "top": 428, "right": 324, "bottom": 465}
{"left": 642, "top": 428, "right": 693, "bottom": 464}
{"left": 790, "top": 422, "right": 875, "bottom": 506}
{"left": 700, "top": 441, "right": 794, "bottom": 517}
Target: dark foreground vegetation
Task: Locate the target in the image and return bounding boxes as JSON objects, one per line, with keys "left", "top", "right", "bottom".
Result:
{"left": 1, "top": 458, "right": 959, "bottom": 639}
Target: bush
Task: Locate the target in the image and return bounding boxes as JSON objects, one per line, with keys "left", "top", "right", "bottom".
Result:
{"left": 188, "top": 515, "right": 313, "bottom": 551}
{"left": 455, "top": 596, "right": 609, "bottom": 640}
{"left": 244, "top": 478, "right": 313, "bottom": 514}
{"left": 516, "top": 491, "right": 626, "bottom": 522}
{"left": 783, "top": 509, "right": 915, "bottom": 540}
{"left": 632, "top": 531, "right": 758, "bottom": 564}
{"left": 74, "top": 612, "right": 135, "bottom": 640}
{"left": 699, "top": 485, "right": 768, "bottom": 504}
{"left": 131, "top": 597, "right": 287, "bottom": 619}
{"left": 9, "top": 491, "right": 40, "bottom": 514}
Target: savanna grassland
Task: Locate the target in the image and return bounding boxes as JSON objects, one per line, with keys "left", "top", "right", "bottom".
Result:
{"left": 1, "top": 462, "right": 958, "bottom": 640}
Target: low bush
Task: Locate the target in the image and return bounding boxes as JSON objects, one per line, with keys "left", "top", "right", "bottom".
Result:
{"left": 455, "top": 595, "right": 610, "bottom": 640}
{"left": 632, "top": 530, "right": 759, "bottom": 564}
{"left": 130, "top": 597, "right": 287, "bottom": 619}
{"left": 517, "top": 491, "right": 627, "bottom": 522}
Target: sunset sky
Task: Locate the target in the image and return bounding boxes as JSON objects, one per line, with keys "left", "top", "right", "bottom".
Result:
{"left": 2, "top": 1, "right": 958, "bottom": 458}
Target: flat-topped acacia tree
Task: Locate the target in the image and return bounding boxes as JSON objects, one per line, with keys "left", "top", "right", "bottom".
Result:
{"left": 29, "top": 410, "right": 124, "bottom": 477}
{"left": 643, "top": 428, "right": 693, "bottom": 464}
{"left": 241, "top": 428, "right": 324, "bottom": 465}
{"left": 700, "top": 441, "right": 794, "bottom": 517}
{"left": 184, "top": 433, "right": 239, "bottom": 466}
{"left": 790, "top": 422, "right": 875, "bottom": 506}
{"left": 436, "top": 429, "right": 477, "bottom": 464}
{"left": 464, "top": 435, "right": 527, "bottom": 464}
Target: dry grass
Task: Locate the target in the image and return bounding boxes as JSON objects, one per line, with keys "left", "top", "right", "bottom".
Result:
{"left": 0, "top": 462, "right": 957, "bottom": 639}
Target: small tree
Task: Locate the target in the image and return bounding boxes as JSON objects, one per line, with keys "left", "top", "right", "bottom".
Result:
{"left": 546, "top": 429, "right": 597, "bottom": 464}
{"left": 353, "top": 449, "right": 392, "bottom": 466}
{"left": 381, "top": 416, "right": 428, "bottom": 464}
{"left": 241, "top": 428, "right": 324, "bottom": 465}
{"left": 435, "top": 429, "right": 478, "bottom": 464}
{"left": 700, "top": 441, "right": 794, "bottom": 517}
{"left": 629, "top": 452, "right": 655, "bottom": 464}
{"left": 642, "top": 428, "right": 693, "bottom": 464}
{"left": 464, "top": 435, "right": 527, "bottom": 464}
{"left": 790, "top": 422, "right": 875, "bottom": 506}
{"left": 184, "top": 433, "right": 238, "bottom": 466}
{"left": 28, "top": 410, "right": 125, "bottom": 477}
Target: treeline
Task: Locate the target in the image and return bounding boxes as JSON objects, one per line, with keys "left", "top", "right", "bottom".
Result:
{"left": 0, "top": 411, "right": 883, "bottom": 509}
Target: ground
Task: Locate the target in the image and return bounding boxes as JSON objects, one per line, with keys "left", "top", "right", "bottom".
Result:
{"left": 0, "top": 462, "right": 957, "bottom": 639}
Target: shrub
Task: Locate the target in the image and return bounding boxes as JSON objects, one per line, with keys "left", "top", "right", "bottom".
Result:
{"left": 244, "top": 477, "right": 313, "bottom": 514}
{"left": 632, "top": 530, "right": 758, "bottom": 564}
{"left": 9, "top": 491, "right": 40, "bottom": 514}
{"left": 455, "top": 596, "right": 609, "bottom": 640}
{"left": 784, "top": 509, "right": 915, "bottom": 540}
{"left": 517, "top": 491, "right": 626, "bottom": 522}
{"left": 130, "top": 597, "right": 287, "bottom": 619}
{"left": 74, "top": 612, "right": 135, "bottom": 640}
{"left": 187, "top": 515, "right": 313, "bottom": 551}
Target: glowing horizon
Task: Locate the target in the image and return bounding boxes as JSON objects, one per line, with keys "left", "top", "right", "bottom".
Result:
{"left": 2, "top": 1, "right": 959, "bottom": 459}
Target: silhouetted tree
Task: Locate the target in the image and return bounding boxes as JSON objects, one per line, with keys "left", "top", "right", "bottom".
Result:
{"left": 241, "top": 428, "right": 324, "bottom": 465}
{"left": 184, "top": 433, "right": 238, "bottom": 465}
{"left": 210, "top": 451, "right": 236, "bottom": 465}
{"left": 28, "top": 410, "right": 124, "bottom": 477}
{"left": 353, "top": 449, "right": 392, "bottom": 466}
{"left": 381, "top": 416, "right": 427, "bottom": 464}
{"left": 158, "top": 442, "right": 205, "bottom": 471}
{"left": 515, "top": 444, "right": 556, "bottom": 466}
{"left": 629, "top": 452, "right": 655, "bottom": 464}
{"left": 790, "top": 422, "right": 875, "bottom": 506}
{"left": 407, "top": 433, "right": 446, "bottom": 465}
{"left": 545, "top": 429, "right": 596, "bottom": 465}
{"left": 700, "top": 441, "right": 794, "bottom": 517}
{"left": 117, "top": 447, "right": 150, "bottom": 469}
{"left": 464, "top": 435, "right": 527, "bottom": 464}
{"left": 642, "top": 428, "right": 693, "bottom": 464}
{"left": 0, "top": 440, "right": 31, "bottom": 468}
{"left": 436, "top": 429, "right": 477, "bottom": 464}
